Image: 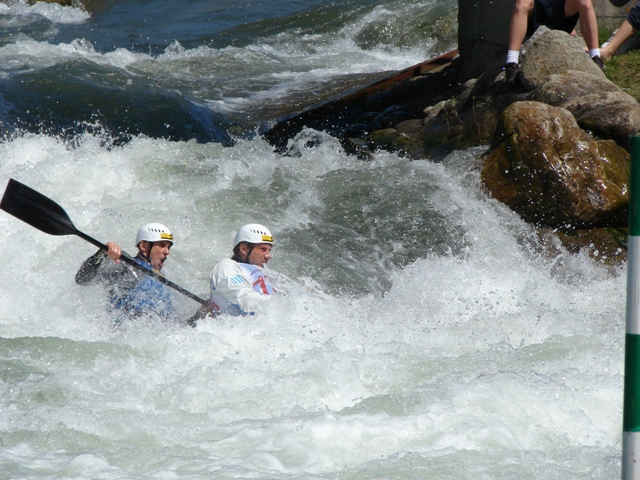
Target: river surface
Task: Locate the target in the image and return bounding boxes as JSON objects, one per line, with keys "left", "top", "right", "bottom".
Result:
{"left": 0, "top": 1, "right": 625, "bottom": 478}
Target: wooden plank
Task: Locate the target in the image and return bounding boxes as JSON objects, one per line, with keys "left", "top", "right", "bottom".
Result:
{"left": 262, "top": 49, "right": 459, "bottom": 148}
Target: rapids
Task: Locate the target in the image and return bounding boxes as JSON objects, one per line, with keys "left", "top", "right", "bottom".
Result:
{"left": 0, "top": 0, "right": 625, "bottom": 478}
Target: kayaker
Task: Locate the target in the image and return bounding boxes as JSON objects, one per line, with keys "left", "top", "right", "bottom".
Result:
{"left": 209, "top": 223, "right": 279, "bottom": 316}
{"left": 76, "top": 222, "right": 176, "bottom": 323}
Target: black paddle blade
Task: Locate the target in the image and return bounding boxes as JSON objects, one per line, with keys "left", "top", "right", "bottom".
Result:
{"left": 1, "top": 178, "right": 79, "bottom": 236}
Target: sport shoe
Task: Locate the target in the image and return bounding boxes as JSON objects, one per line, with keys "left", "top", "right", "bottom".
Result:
{"left": 592, "top": 55, "right": 604, "bottom": 70}
{"left": 601, "top": 29, "right": 618, "bottom": 50}
{"left": 503, "top": 62, "right": 520, "bottom": 88}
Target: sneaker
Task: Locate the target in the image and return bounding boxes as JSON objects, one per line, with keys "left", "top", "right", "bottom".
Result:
{"left": 503, "top": 62, "right": 520, "bottom": 89}
{"left": 601, "top": 29, "right": 618, "bottom": 50}
{"left": 592, "top": 55, "right": 604, "bottom": 70}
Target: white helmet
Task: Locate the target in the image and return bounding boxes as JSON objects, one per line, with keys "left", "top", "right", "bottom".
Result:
{"left": 234, "top": 223, "right": 273, "bottom": 247}
{"left": 135, "top": 223, "right": 174, "bottom": 247}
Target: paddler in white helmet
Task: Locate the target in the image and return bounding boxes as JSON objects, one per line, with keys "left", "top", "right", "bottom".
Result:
{"left": 209, "top": 223, "right": 279, "bottom": 316}
{"left": 76, "top": 222, "right": 175, "bottom": 323}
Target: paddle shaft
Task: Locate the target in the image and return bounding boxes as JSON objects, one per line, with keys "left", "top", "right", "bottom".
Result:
{"left": 1, "top": 178, "right": 209, "bottom": 306}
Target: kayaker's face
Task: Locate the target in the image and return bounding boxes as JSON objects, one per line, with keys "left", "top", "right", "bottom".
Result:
{"left": 143, "top": 240, "right": 172, "bottom": 270}
{"left": 247, "top": 243, "right": 272, "bottom": 267}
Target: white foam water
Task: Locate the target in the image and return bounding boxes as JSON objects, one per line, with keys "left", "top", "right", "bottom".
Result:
{"left": 0, "top": 129, "right": 625, "bottom": 479}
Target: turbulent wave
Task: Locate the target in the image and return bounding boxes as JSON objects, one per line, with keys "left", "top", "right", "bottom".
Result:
{"left": 0, "top": 127, "right": 624, "bottom": 478}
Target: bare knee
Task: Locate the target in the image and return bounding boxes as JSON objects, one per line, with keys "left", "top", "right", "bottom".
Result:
{"left": 565, "top": 0, "right": 595, "bottom": 16}
{"left": 513, "top": 0, "right": 534, "bottom": 15}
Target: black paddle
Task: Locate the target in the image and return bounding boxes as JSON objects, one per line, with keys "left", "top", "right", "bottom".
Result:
{"left": 0, "top": 178, "right": 209, "bottom": 306}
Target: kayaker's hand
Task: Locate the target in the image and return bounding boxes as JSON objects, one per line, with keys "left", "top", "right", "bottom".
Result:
{"left": 106, "top": 242, "right": 123, "bottom": 263}
{"left": 187, "top": 301, "right": 220, "bottom": 327}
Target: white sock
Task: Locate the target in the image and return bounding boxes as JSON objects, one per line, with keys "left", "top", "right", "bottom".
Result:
{"left": 506, "top": 50, "right": 520, "bottom": 64}
{"left": 589, "top": 48, "right": 601, "bottom": 58}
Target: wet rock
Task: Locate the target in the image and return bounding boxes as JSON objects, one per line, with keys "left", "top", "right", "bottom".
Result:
{"left": 29, "top": 0, "right": 74, "bottom": 5}
{"left": 552, "top": 227, "right": 627, "bottom": 265}
{"left": 374, "top": 105, "right": 416, "bottom": 128}
{"left": 365, "top": 91, "right": 401, "bottom": 112}
{"left": 532, "top": 227, "right": 628, "bottom": 268}
{"left": 482, "top": 101, "right": 630, "bottom": 228}
{"left": 532, "top": 71, "right": 640, "bottom": 151}
{"left": 369, "top": 128, "right": 399, "bottom": 148}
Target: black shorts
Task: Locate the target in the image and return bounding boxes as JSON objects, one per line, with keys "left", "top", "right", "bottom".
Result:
{"left": 628, "top": 3, "right": 640, "bottom": 31}
{"left": 533, "top": 0, "right": 579, "bottom": 34}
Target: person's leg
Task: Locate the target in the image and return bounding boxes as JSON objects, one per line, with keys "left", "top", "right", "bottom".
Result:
{"left": 601, "top": 20, "right": 636, "bottom": 60}
{"left": 564, "top": 0, "right": 599, "bottom": 50}
{"left": 503, "top": 0, "right": 533, "bottom": 89}
{"left": 508, "top": 0, "right": 535, "bottom": 55}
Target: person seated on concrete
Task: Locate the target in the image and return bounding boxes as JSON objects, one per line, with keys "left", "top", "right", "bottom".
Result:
{"left": 504, "top": 0, "right": 604, "bottom": 89}
{"left": 600, "top": 1, "right": 640, "bottom": 60}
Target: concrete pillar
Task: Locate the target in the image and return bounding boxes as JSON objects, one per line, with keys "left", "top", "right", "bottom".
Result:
{"left": 457, "top": 0, "right": 515, "bottom": 81}
{"left": 593, "top": 0, "right": 632, "bottom": 29}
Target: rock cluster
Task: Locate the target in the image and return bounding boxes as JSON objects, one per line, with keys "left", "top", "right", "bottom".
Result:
{"left": 266, "top": 28, "right": 637, "bottom": 264}
{"left": 358, "top": 28, "right": 637, "bottom": 264}
{"left": 482, "top": 101, "right": 629, "bottom": 229}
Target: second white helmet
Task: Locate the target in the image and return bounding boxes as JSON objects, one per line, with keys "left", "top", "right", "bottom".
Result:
{"left": 234, "top": 223, "right": 273, "bottom": 247}
{"left": 135, "top": 223, "right": 174, "bottom": 247}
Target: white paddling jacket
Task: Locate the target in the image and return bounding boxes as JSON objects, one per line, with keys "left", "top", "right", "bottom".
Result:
{"left": 209, "top": 257, "right": 277, "bottom": 316}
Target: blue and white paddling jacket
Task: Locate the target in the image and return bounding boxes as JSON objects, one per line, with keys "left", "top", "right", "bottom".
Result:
{"left": 209, "top": 257, "right": 277, "bottom": 316}
{"left": 76, "top": 250, "right": 173, "bottom": 322}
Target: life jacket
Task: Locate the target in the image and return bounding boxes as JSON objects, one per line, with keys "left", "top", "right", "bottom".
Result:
{"left": 210, "top": 258, "right": 276, "bottom": 316}
{"left": 236, "top": 262, "right": 277, "bottom": 295}
{"left": 110, "top": 257, "right": 173, "bottom": 321}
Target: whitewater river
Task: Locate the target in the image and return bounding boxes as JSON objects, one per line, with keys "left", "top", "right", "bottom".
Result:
{"left": 0, "top": 0, "right": 626, "bottom": 478}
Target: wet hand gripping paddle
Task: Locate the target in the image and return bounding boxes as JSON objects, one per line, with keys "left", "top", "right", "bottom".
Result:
{"left": 0, "top": 178, "right": 208, "bottom": 306}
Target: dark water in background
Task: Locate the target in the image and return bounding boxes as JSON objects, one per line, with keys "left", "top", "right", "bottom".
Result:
{"left": 0, "top": 0, "right": 457, "bottom": 143}
{"left": 0, "top": 1, "right": 626, "bottom": 478}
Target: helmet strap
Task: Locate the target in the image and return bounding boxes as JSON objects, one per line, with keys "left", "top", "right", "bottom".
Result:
{"left": 137, "top": 241, "right": 152, "bottom": 263}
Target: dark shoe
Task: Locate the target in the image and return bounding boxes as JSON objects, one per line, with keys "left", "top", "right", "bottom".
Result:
{"left": 592, "top": 55, "right": 604, "bottom": 70}
{"left": 503, "top": 62, "right": 520, "bottom": 89}
{"left": 498, "top": 62, "right": 520, "bottom": 94}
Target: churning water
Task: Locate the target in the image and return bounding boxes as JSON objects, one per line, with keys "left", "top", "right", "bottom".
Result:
{"left": 0, "top": 1, "right": 625, "bottom": 478}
